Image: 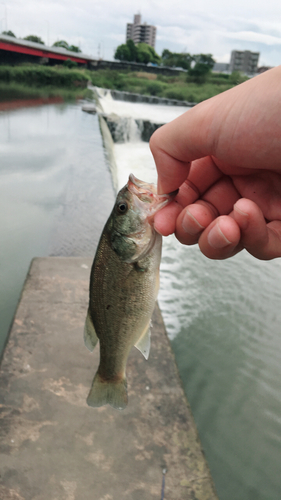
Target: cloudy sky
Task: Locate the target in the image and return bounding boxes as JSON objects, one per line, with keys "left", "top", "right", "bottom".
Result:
{"left": 1, "top": 0, "right": 281, "bottom": 67}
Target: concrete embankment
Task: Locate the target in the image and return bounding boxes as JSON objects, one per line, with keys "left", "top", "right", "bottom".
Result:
{"left": 0, "top": 257, "right": 218, "bottom": 500}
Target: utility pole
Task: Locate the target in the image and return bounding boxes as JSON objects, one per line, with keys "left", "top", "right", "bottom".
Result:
{"left": 0, "top": 2, "right": 7, "bottom": 31}
{"left": 46, "top": 20, "right": 49, "bottom": 46}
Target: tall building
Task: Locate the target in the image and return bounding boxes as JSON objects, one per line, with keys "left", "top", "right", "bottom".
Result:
{"left": 126, "top": 14, "right": 156, "bottom": 48}
{"left": 229, "top": 50, "right": 260, "bottom": 74}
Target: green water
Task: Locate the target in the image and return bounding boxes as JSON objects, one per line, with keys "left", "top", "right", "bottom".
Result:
{"left": 160, "top": 236, "right": 281, "bottom": 499}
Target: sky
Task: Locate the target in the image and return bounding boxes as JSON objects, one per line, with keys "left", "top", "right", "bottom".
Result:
{"left": 1, "top": 0, "right": 281, "bottom": 67}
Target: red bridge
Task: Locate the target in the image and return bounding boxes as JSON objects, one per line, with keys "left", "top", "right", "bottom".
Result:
{"left": 0, "top": 34, "right": 97, "bottom": 67}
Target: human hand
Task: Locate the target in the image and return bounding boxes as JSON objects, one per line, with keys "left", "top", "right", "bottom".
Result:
{"left": 150, "top": 66, "right": 281, "bottom": 260}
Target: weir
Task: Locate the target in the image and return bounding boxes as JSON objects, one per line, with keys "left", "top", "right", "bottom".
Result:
{"left": 0, "top": 93, "right": 218, "bottom": 499}
{"left": 109, "top": 88, "right": 196, "bottom": 107}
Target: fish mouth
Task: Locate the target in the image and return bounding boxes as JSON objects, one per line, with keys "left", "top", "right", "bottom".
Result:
{"left": 127, "top": 173, "right": 178, "bottom": 219}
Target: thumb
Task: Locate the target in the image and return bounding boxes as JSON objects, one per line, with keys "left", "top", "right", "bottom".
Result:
{"left": 149, "top": 102, "right": 214, "bottom": 194}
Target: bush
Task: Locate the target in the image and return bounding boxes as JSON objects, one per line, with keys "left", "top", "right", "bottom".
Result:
{"left": 0, "top": 82, "right": 92, "bottom": 101}
{"left": 0, "top": 65, "right": 88, "bottom": 88}
{"left": 146, "top": 81, "right": 166, "bottom": 96}
{"left": 162, "top": 88, "right": 185, "bottom": 100}
{"left": 63, "top": 59, "right": 78, "bottom": 69}
{"left": 229, "top": 71, "right": 248, "bottom": 85}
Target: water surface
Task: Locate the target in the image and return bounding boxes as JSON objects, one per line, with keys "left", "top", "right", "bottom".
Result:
{"left": 0, "top": 102, "right": 114, "bottom": 354}
{"left": 1, "top": 98, "right": 281, "bottom": 500}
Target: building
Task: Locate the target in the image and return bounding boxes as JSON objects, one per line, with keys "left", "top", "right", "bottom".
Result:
{"left": 229, "top": 50, "right": 260, "bottom": 75}
{"left": 212, "top": 62, "right": 230, "bottom": 73}
{"left": 126, "top": 14, "right": 156, "bottom": 48}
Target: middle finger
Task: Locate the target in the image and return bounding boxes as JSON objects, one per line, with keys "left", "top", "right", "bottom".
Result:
{"left": 176, "top": 177, "right": 240, "bottom": 245}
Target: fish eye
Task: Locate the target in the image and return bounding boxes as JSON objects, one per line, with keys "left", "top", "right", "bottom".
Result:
{"left": 116, "top": 201, "right": 128, "bottom": 214}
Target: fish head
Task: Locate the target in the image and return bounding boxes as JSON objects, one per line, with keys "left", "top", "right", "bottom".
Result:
{"left": 108, "top": 174, "right": 177, "bottom": 263}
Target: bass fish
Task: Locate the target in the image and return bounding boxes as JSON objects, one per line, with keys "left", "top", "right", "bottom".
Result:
{"left": 84, "top": 174, "right": 176, "bottom": 410}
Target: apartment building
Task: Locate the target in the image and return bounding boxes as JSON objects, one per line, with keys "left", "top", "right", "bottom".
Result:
{"left": 126, "top": 14, "right": 156, "bottom": 48}
{"left": 229, "top": 50, "right": 260, "bottom": 74}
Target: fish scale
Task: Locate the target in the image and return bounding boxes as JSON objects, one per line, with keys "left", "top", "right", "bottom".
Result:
{"left": 84, "top": 174, "right": 177, "bottom": 409}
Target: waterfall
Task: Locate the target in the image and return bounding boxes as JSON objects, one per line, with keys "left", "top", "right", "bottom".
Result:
{"left": 92, "top": 86, "right": 190, "bottom": 190}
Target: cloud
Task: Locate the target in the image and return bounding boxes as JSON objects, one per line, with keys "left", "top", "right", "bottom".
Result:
{"left": 3, "top": 0, "right": 281, "bottom": 65}
{"left": 222, "top": 30, "right": 281, "bottom": 46}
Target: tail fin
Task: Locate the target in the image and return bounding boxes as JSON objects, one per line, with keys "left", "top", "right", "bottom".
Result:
{"left": 86, "top": 372, "right": 128, "bottom": 410}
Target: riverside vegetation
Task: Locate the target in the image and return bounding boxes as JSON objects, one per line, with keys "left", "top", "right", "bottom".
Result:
{"left": 0, "top": 65, "right": 92, "bottom": 102}
{"left": 0, "top": 64, "right": 248, "bottom": 104}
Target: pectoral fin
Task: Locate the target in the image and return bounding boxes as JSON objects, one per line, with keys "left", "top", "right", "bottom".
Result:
{"left": 134, "top": 321, "right": 151, "bottom": 360}
{"left": 84, "top": 310, "right": 99, "bottom": 352}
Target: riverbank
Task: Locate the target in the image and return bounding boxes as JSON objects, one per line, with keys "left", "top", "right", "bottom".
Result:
{"left": 0, "top": 256, "right": 218, "bottom": 500}
{"left": 0, "top": 64, "right": 247, "bottom": 104}
{"left": 0, "top": 65, "right": 92, "bottom": 103}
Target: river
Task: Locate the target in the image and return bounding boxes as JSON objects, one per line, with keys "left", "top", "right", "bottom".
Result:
{"left": 1, "top": 98, "right": 281, "bottom": 500}
{"left": 0, "top": 102, "right": 114, "bottom": 354}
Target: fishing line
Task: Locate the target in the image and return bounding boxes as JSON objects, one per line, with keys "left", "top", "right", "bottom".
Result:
{"left": 161, "top": 468, "right": 166, "bottom": 500}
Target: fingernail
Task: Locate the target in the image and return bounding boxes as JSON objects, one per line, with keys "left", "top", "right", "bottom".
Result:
{"left": 207, "top": 223, "right": 232, "bottom": 249}
{"left": 234, "top": 202, "right": 249, "bottom": 230}
{"left": 182, "top": 209, "right": 205, "bottom": 235}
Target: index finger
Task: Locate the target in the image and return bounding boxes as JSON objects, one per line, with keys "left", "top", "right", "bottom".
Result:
{"left": 176, "top": 156, "right": 223, "bottom": 207}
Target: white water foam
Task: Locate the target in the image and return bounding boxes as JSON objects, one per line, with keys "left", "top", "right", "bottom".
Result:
{"left": 96, "top": 87, "right": 188, "bottom": 124}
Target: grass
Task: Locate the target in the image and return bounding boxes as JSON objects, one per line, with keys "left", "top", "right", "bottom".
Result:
{"left": 0, "top": 64, "right": 249, "bottom": 104}
{"left": 0, "top": 82, "right": 93, "bottom": 102}
{"left": 0, "top": 64, "right": 89, "bottom": 87}
{"left": 0, "top": 65, "right": 93, "bottom": 102}
{"left": 88, "top": 69, "right": 248, "bottom": 103}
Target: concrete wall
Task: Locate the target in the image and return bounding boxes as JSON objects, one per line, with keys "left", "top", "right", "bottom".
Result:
{"left": 91, "top": 59, "right": 187, "bottom": 76}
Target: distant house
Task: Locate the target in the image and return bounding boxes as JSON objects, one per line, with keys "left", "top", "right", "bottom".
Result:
{"left": 229, "top": 50, "right": 260, "bottom": 75}
{"left": 212, "top": 62, "right": 230, "bottom": 73}
{"left": 126, "top": 14, "right": 156, "bottom": 48}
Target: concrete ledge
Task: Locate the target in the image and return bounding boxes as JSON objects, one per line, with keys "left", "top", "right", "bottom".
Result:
{"left": 0, "top": 257, "right": 217, "bottom": 500}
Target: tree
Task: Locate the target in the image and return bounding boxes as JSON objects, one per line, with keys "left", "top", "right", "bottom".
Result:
{"left": 2, "top": 30, "right": 16, "bottom": 37}
{"left": 53, "top": 40, "right": 69, "bottom": 50}
{"left": 68, "top": 45, "right": 81, "bottom": 53}
{"left": 115, "top": 39, "right": 137, "bottom": 62}
{"left": 24, "top": 35, "right": 45, "bottom": 45}
{"left": 115, "top": 43, "right": 131, "bottom": 62}
{"left": 188, "top": 53, "right": 215, "bottom": 83}
{"left": 53, "top": 41, "right": 82, "bottom": 53}
{"left": 126, "top": 39, "right": 137, "bottom": 61}
{"left": 161, "top": 49, "right": 193, "bottom": 70}
{"left": 137, "top": 43, "right": 153, "bottom": 64}
{"left": 145, "top": 45, "right": 161, "bottom": 65}
{"left": 114, "top": 40, "right": 160, "bottom": 65}
{"left": 192, "top": 53, "right": 215, "bottom": 69}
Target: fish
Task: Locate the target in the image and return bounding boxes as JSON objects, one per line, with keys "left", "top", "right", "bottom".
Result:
{"left": 84, "top": 173, "right": 177, "bottom": 410}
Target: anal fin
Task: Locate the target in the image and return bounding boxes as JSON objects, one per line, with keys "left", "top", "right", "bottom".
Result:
{"left": 84, "top": 310, "right": 99, "bottom": 352}
{"left": 134, "top": 321, "right": 151, "bottom": 360}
